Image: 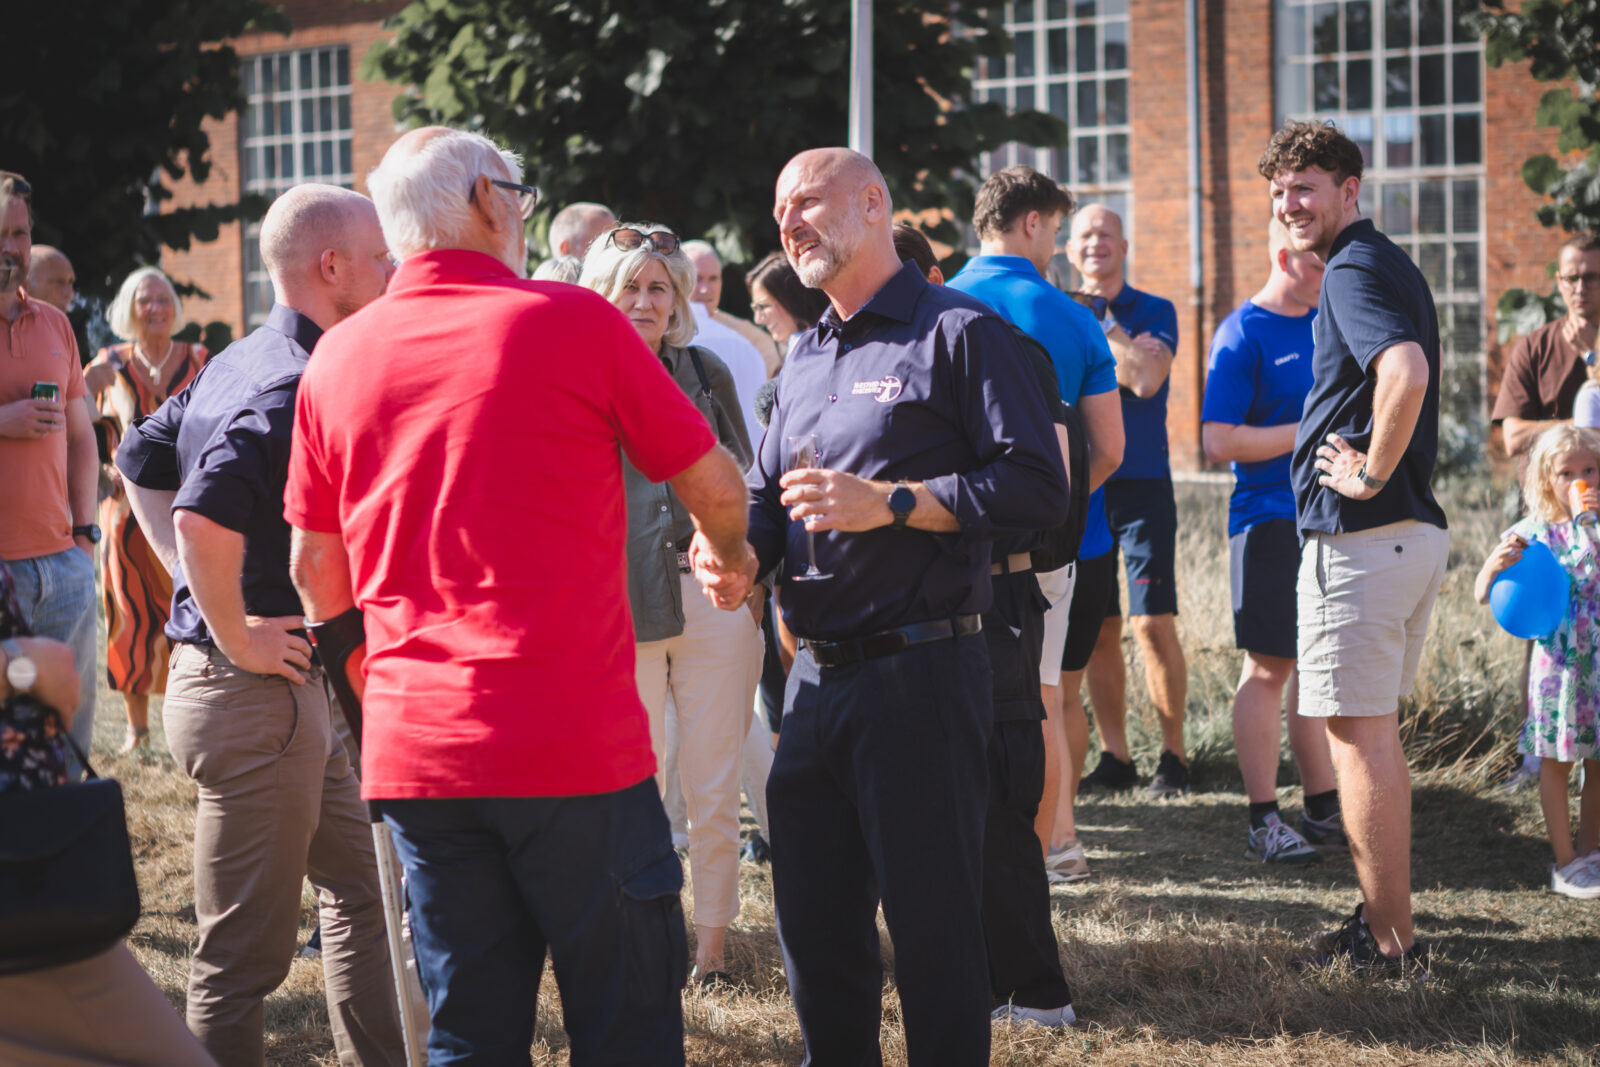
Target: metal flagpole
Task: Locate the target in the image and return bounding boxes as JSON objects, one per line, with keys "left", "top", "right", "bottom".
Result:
{"left": 849, "top": 0, "right": 873, "bottom": 158}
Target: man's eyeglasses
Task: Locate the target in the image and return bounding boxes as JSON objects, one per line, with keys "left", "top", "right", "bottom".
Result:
{"left": 1558, "top": 272, "right": 1600, "bottom": 289}
{"left": 605, "top": 227, "right": 681, "bottom": 255}
{"left": 472, "top": 177, "right": 538, "bottom": 220}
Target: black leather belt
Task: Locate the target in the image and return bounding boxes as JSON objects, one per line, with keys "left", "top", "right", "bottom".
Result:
{"left": 805, "top": 614, "right": 982, "bottom": 669}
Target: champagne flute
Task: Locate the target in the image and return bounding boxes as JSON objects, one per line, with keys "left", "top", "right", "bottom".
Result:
{"left": 786, "top": 433, "right": 831, "bottom": 581}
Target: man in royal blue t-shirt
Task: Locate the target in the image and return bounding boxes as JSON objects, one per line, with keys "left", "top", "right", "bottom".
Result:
{"left": 1066, "top": 205, "right": 1190, "bottom": 798}
{"left": 1201, "top": 218, "right": 1342, "bottom": 867}
{"left": 1264, "top": 121, "right": 1448, "bottom": 975}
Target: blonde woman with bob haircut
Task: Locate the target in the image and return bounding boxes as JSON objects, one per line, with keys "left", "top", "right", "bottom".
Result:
{"left": 581, "top": 224, "right": 761, "bottom": 985}
{"left": 85, "top": 266, "right": 208, "bottom": 753}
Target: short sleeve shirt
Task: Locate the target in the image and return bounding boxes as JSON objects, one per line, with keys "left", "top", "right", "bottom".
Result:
{"left": 947, "top": 254, "right": 1119, "bottom": 558}
{"left": 284, "top": 250, "right": 717, "bottom": 801}
{"left": 1201, "top": 300, "right": 1316, "bottom": 536}
{"left": 0, "top": 293, "right": 84, "bottom": 561}
{"left": 1490, "top": 320, "right": 1587, "bottom": 425}
{"left": 1292, "top": 219, "right": 1447, "bottom": 537}
{"left": 1106, "top": 284, "right": 1180, "bottom": 481}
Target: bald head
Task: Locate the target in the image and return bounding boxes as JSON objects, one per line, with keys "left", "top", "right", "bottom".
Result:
{"left": 1066, "top": 203, "right": 1128, "bottom": 285}
{"left": 682, "top": 240, "right": 724, "bottom": 309}
{"left": 27, "top": 245, "right": 74, "bottom": 313}
{"left": 259, "top": 184, "right": 393, "bottom": 329}
{"left": 549, "top": 202, "right": 616, "bottom": 258}
{"left": 773, "top": 148, "right": 896, "bottom": 310}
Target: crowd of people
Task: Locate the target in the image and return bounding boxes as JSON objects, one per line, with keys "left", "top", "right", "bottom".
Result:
{"left": 0, "top": 113, "right": 1596, "bottom": 1066}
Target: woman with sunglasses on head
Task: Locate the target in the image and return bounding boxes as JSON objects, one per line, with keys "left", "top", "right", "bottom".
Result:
{"left": 744, "top": 251, "right": 830, "bottom": 367}
{"left": 580, "top": 224, "right": 762, "bottom": 987}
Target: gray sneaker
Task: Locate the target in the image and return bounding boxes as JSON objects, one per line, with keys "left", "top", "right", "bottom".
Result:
{"left": 991, "top": 1003, "right": 1077, "bottom": 1028}
{"left": 1551, "top": 854, "right": 1600, "bottom": 899}
{"left": 1246, "top": 813, "right": 1323, "bottom": 865}
{"left": 1300, "top": 809, "right": 1349, "bottom": 849}
{"left": 1045, "top": 840, "right": 1091, "bottom": 883}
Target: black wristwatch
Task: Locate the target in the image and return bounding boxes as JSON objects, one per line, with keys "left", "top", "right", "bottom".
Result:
{"left": 888, "top": 483, "right": 916, "bottom": 528}
{"left": 1355, "top": 466, "right": 1388, "bottom": 492}
{"left": 72, "top": 524, "right": 102, "bottom": 544}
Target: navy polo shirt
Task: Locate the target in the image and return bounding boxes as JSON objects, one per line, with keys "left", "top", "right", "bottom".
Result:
{"left": 116, "top": 304, "right": 322, "bottom": 645}
{"left": 1292, "top": 219, "right": 1447, "bottom": 537}
{"left": 747, "top": 260, "right": 1070, "bottom": 641}
{"left": 1201, "top": 300, "right": 1316, "bottom": 536}
{"left": 1106, "top": 283, "right": 1179, "bottom": 481}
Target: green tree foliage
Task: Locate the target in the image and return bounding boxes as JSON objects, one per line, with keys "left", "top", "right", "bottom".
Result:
{"left": 0, "top": 1, "right": 288, "bottom": 310}
{"left": 362, "top": 0, "right": 1065, "bottom": 267}
{"left": 1467, "top": 0, "right": 1600, "bottom": 339}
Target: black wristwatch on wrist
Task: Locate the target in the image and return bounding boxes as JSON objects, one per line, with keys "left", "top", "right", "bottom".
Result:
{"left": 72, "top": 524, "right": 102, "bottom": 544}
{"left": 888, "top": 483, "right": 916, "bottom": 528}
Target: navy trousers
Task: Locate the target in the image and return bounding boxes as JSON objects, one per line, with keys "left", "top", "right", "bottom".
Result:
{"left": 980, "top": 573, "right": 1072, "bottom": 1010}
{"left": 769, "top": 631, "right": 993, "bottom": 1067}
{"left": 381, "top": 778, "right": 687, "bottom": 1066}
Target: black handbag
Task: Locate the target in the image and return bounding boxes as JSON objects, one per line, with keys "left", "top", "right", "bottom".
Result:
{"left": 0, "top": 729, "right": 141, "bottom": 974}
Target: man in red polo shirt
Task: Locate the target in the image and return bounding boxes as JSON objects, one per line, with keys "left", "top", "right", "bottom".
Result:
{"left": 284, "top": 127, "right": 755, "bottom": 1065}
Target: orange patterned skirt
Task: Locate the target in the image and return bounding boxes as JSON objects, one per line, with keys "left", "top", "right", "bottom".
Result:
{"left": 101, "top": 497, "right": 172, "bottom": 695}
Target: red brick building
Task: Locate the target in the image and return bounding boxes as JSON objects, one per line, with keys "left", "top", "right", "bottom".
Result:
{"left": 167, "top": 0, "right": 1565, "bottom": 468}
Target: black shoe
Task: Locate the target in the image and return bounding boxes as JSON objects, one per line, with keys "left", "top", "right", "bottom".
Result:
{"left": 741, "top": 831, "right": 771, "bottom": 864}
{"left": 1078, "top": 751, "right": 1139, "bottom": 794}
{"left": 1145, "top": 750, "right": 1190, "bottom": 798}
{"left": 1292, "top": 903, "right": 1430, "bottom": 978}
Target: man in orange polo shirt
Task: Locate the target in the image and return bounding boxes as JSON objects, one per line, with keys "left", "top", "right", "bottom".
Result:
{"left": 0, "top": 171, "right": 99, "bottom": 775}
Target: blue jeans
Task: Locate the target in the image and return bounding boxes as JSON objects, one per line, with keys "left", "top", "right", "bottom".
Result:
{"left": 8, "top": 547, "right": 97, "bottom": 778}
{"left": 381, "top": 777, "right": 687, "bottom": 1066}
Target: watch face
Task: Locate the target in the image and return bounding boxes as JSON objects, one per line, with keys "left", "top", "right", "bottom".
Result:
{"left": 6, "top": 655, "right": 37, "bottom": 692}
{"left": 890, "top": 486, "right": 916, "bottom": 514}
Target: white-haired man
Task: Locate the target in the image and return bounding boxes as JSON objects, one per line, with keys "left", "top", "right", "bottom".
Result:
{"left": 677, "top": 239, "right": 768, "bottom": 436}
{"left": 284, "top": 127, "right": 755, "bottom": 1064}
{"left": 683, "top": 238, "right": 782, "bottom": 377}
{"left": 117, "top": 183, "right": 403, "bottom": 1065}
{"left": 548, "top": 200, "right": 616, "bottom": 259}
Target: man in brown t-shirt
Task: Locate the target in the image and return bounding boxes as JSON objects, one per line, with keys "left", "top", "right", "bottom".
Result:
{"left": 1492, "top": 232, "right": 1600, "bottom": 456}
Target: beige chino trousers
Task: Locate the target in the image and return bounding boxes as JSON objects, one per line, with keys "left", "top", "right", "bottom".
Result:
{"left": 635, "top": 574, "right": 763, "bottom": 929}
{"left": 164, "top": 642, "right": 403, "bottom": 1067}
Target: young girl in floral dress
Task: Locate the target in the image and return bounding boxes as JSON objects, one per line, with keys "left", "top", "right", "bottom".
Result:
{"left": 1476, "top": 424, "right": 1600, "bottom": 898}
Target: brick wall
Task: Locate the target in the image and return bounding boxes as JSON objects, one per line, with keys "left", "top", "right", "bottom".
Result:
{"left": 161, "top": 1, "right": 403, "bottom": 337}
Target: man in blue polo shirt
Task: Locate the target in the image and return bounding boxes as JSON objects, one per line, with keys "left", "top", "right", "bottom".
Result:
{"left": 1066, "top": 205, "right": 1190, "bottom": 798}
{"left": 1201, "top": 217, "right": 1341, "bottom": 866}
{"left": 1262, "top": 121, "right": 1447, "bottom": 974}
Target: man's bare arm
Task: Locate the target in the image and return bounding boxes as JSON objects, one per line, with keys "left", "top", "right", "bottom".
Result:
{"left": 673, "top": 445, "right": 759, "bottom": 610}
{"left": 175, "top": 509, "right": 311, "bottom": 682}
{"left": 66, "top": 399, "right": 97, "bottom": 555}
{"left": 124, "top": 484, "right": 179, "bottom": 575}
{"left": 1314, "top": 341, "right": 1430, "bottom": 500}
{"left": 1202, "top": 421, "right": 1298, "bottom": 465}
{"left": 1107, "top": 328, "right": 1174, "bottom": 399}
{"left": 1502, "top": 416, "right": 1565, "bottom": 458}
{"left": 1078, "top": 390, "right": 1125, "bottom": 492}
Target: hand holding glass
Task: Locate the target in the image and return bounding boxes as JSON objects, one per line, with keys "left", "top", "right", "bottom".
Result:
{"left": 786, "top": 434, "right": 831, "bottom": 581}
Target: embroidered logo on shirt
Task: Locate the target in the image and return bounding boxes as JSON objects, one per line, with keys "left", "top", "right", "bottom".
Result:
{"left": 851, "top": 376, "right": 903, "bottom": 403}
{"left": 1274, "top": 352, "right": 1301, "bottom": 366}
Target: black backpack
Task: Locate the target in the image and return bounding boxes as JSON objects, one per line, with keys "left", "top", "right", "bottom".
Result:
{"left": 1005, "top": 326, "right": 1091, "bottom": 574}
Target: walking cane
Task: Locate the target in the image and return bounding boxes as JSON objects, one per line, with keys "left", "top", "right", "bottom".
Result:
{"left": 310, "top": 609, "right": 429, "bottom": 1067}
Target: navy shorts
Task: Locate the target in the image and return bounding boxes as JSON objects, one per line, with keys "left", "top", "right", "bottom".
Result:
{"left": 1103, "top": 476, "right": 1179, "bottom": 617}
{"left": 1060, "top": 550, "right": 1117, "bottom": 673}
{"left": 1229, "top": 517, "right": 1299, "bottom": 660}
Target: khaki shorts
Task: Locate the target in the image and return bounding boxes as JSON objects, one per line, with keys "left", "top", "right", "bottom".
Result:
{"left": 1297, "top": 519, "right": 1449, "bottom": 718}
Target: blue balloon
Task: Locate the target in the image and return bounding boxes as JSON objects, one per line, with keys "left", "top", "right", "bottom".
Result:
{"left": 1490, "top": 539, "right": 1569, "bottom": 640}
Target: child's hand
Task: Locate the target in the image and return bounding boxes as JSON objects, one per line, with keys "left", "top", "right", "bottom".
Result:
{"left": 1582, "top": 487, "right": 1599, "bottom": 515}
{"left": 1475, "top": 534, "right": 1527, "bottom": 604}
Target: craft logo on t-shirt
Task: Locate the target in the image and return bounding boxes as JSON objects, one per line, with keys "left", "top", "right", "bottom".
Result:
{"left": 851, "top": 375, "right": 903, "bottom": 403}
{"left": 1274, "top": 352, "right": 1302, "bottom": 366}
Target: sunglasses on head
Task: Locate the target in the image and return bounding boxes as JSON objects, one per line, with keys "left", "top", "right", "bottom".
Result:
{"left": 606, "top": 227, "right": 681, "bottom": 255}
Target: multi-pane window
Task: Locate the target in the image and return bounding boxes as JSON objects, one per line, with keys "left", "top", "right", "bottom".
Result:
{"left": 238, "top": 47, "right": 353, "bottom": 330}
{"left": 973, "top": 0, "right": 1133, "bottom": 278}
{"left": 1275, "top": 0, "right": 1485, "bottom": 385}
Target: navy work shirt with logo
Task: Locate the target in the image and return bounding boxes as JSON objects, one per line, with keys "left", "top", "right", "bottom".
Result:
{"left": 116, "top": 304, "right": 322, "bottom": 645}
{"left": 746, "top": 260, "right": 1070, "bottom": 642}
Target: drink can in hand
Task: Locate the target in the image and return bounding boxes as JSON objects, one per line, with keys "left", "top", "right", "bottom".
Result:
{"left": 31, "top": 381, "right": 59, "bottom": 403}
{"left": 1570, "top": 480, "right": 1597, "bottom": 525}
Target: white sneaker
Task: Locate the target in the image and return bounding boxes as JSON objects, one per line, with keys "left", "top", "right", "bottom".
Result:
{"left": 990, "top": 1003, "right": 1076, "bottom": 1028}
{"left": 1045, "top": 841, "right": 1090, "bottom": 884}
{"left": 1551, "top": 854, "right": 1600, "bottom": 899}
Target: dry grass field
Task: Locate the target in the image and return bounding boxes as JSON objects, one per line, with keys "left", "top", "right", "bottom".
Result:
{"left": 94, "top": 479, "right": 1600, "bottom": 1065}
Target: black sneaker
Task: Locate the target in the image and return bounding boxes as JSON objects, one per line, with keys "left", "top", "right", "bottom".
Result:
{"left": 1078, "top": 751, "right": 1139, "bottom": 794}
{"left": 1292, "top": 903, "right": 1430, "bottom": 978}
{"left": 1145, "top": 750, "right": 1190, "bottom": 798}
{"left": 741, "top": 831, "right": 771, "bottom": 864}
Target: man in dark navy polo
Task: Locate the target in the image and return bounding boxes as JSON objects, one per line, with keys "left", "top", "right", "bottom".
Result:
{"left": 742, "top": 147, "right": 1069, "bottom": 1065}
{"left": 117, "top": 184, "right": 405, "bottom": 1064}
{"left": 1262, "top": 121, "right": 1447, "bottom": 974}
{"left": 1066, "top": 204, "right": 1192, "bottom": 799}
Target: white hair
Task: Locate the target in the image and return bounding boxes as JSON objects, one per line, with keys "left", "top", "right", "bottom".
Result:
{"left": 106, "top": 267, "right": 184, "bottom": 340}
{"left": 367, "top": 129, "right": 522, "bottom": 258}
{"left": 681, "top": 239, "right": 719, "bottom": 266}
{"left": 579, "top": 225, "right": 697, "bottom": 349}
{"left": 549, "top": 202, "right": 615, "bottom": 256}
{"left": 532, "top": 255, "right": 583, "bottom": 283}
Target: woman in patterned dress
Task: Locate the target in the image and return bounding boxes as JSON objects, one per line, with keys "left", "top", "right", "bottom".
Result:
{"left": 85, "top": 268, "right": 207, "bottom": 753}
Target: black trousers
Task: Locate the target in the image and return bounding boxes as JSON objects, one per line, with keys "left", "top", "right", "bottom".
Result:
{"left": 981, "top": 574, "right": 1072, "bottom": 1009}
{"left": 768, "top": 631, "right": 993, "bottom": 1067}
